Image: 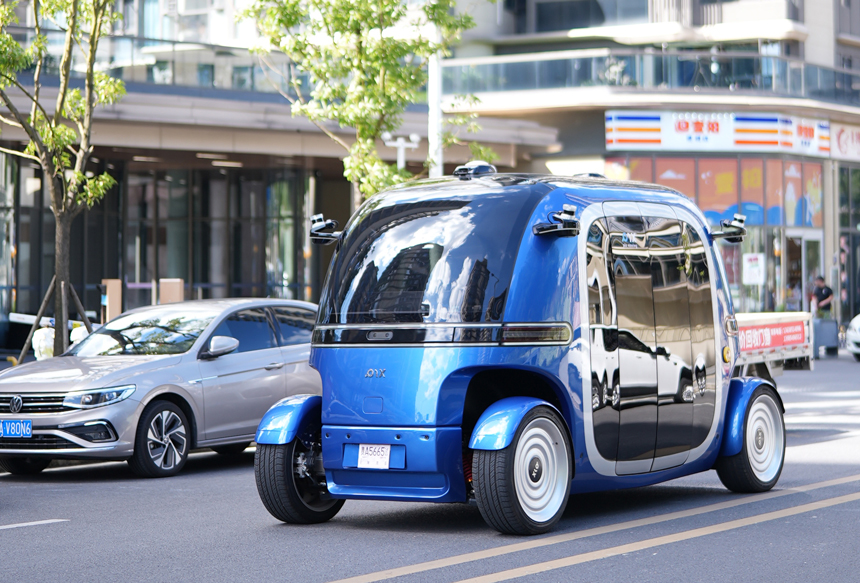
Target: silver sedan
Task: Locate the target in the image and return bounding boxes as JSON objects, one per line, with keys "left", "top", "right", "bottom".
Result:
{"left": 0, "top": 298, "right": 321, "bottom": 477}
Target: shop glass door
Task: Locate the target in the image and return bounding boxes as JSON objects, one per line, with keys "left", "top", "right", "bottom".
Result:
{"left": 786, "top": 231, "right": 823, "bottom": 312}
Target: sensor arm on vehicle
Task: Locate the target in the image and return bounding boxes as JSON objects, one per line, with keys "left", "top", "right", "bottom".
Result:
{"left": 533, "top": 205, "right": 580, "bottom": 237}
{"left": 310, "top": 214, "right": 341, "bottom": 245}
{"left": 711, "top": 213, "right": 747, "bottom": 243}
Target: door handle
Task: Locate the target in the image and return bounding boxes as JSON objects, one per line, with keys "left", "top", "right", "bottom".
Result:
{"left": 265, "top": 363, "right": 285, "bottom": 370}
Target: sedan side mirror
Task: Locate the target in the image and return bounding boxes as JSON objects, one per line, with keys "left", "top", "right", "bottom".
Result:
{"left": 202, "top": 336, "right": 239, "bottom": 359}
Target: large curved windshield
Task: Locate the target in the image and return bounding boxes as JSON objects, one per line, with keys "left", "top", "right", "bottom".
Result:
{"left": 319, "top": 181, "right": 548, "bottom": 324}
{"left": 69, "top": 308, "right": 220, "bottom": 356}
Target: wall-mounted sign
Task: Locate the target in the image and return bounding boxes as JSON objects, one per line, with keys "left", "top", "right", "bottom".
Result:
{"left": 606, "top": 111, "right": 830, "bottom": 158}
{"left": 742, "top": 253, "right": 766, "bottom": 286}
{"left": 832, "top": 123, "right": 860, "bottom": 161}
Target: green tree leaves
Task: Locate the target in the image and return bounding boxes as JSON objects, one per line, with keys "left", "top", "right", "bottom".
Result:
{"left": 245, "top": 0, "right": 492, "bottom": 199}
{"left": 1, "top": 0, "right": 124, "bottom": 355}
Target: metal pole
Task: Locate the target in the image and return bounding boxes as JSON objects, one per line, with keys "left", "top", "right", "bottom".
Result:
{"left": 428, "top": 25, "right": 443, "bottom": 178}
{"left": 68, "top": 284, "right": 94, "bottom": 333}
{"left": 16, "top": 275, "right": 56, "bottom": 366}
{"left": 397, "top": 144, "right": 406, "bottom": 171}
{"left": 59, "top": 280, "right": 69, "bottom": 354}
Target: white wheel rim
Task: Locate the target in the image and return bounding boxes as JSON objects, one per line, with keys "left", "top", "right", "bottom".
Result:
{"left": 513, "top": 417, "right": 569, "bottom": 523}
{"left": 746, "top": 394, "right": 784, "bottom": 484}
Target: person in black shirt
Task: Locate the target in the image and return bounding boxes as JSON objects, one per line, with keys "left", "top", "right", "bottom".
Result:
{"left": 813, "top": 276, "right": 833, "bottom": 313}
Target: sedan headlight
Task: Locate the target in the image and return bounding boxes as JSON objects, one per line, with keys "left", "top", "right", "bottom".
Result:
{"left": 63, "top": 385, "right": 136, "bottom": 409}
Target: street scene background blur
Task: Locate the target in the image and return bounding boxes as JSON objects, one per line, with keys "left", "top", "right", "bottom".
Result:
{"left": 1, "top": 0, "right": 860, "bottom": 353}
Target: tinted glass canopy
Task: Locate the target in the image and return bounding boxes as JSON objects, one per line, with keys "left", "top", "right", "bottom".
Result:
{"left": 319, "top": 182, "right": 547, "bottom": 324}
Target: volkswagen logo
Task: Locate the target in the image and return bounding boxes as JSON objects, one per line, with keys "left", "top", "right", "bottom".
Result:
{"left": 9, "top": 395, "right": 23, "bottom": 414}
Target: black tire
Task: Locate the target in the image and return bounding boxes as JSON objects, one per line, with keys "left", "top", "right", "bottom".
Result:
{"left": 716, "top": 386, "right": 785, "bottom": 493}
{"left": 473, "top": 406, "right": 572, "bottom": 535}
{"left": 853, "top": 353, "right": 860, "bottom": 362}
{"left": 128, "top": 400, "right": 190, "bottom": 478}
{"left": 212, "top": 442, "right": 251, "bottom": 455}
{"left": 0, "top": 457, "right": 51, "bottom": 475}
{"left": 825, "top": 347, "right": 839, "bottom": 356}
{"left": 255, "top": 440, "right": 344, "bottom": 524}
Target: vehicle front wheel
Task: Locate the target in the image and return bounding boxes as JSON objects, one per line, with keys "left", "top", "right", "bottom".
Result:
{"left": 212, "top": 442, "right": 251, "bottom": 455}
{"left": 0, "top": 456, "right": 51, "bottom": 475}
{"left": 128, "top": 400, "right": 190, "bottom": 478}
{"left": 853, "top": 353, "right": 860, "bottom": 362}
{"left": 255, "top": 439, "right": 344, "bottom": 524}
{"left": 716, "top": 386, "right": 785, "bottom": 493}
{"left": 473, "top": 406, "right": 572, "bottom": 535}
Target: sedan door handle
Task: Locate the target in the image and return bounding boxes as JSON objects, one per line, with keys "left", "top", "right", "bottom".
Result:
{"left": 265, "top": 363, "right": 285, "bottom": 370}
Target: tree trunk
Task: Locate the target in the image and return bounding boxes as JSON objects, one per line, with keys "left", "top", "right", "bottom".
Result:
{"left": 352, "top": 182, "right": 363, "bottom": 213}
{"left": 53, "top": 214, "right": 72, "bottom": 356}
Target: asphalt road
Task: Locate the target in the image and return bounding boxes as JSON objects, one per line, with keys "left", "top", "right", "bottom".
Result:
{"left": 2, "top": 353, "right": 859, "bottom": 583}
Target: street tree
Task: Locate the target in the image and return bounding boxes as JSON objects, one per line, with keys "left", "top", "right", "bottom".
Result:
{"left": 244, "top": 0, "right": 496, "bottom": 208}
{"left": 0, "top": 0, "right": 124, "bottom": 357}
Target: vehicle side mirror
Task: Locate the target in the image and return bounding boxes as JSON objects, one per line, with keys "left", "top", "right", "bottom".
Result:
{"left": 202, "top": 336, "right": 239, "bottom": 359}
{"left": 712, "top": 213, "right": 746, "bottom": 243}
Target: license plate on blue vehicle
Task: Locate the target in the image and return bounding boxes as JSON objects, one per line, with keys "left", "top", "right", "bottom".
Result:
{"left": 0, "top": 420, "right": 32, "bottom": 438}
{"left": 357, "top": 444, "right": 390, "bottom": 469}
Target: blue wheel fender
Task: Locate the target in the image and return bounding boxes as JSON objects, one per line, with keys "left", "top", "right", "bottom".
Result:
{"left": 255, "top": 394, "right": 321, "bottom": 445}
{"left": 719, "top": 377, "right": 783, "bottom": 458}
{"left": 468, "top": 397, "right": 560, "bottom": 451}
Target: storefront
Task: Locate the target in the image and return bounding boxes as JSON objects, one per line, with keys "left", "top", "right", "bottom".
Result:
{"left": 832, "top": 122, "right": 860, "bottom": 324}
{"left": 601, "top": 110, "right": 830, "bottom": 315}
{"left": 0, "top": 145, "right": 340, "bottom": 348}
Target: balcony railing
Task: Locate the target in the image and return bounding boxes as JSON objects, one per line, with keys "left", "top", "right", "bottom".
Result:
{"left": 6, "top": 27, "right": 296, "bottom": 95}
{"left": 442, "top": 49, "right": 860, "bottom": 109}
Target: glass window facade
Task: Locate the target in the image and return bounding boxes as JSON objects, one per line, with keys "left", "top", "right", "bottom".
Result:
{"left": 839, "top": 166, "right": 860, "bottom": 323}
{"left": 533, "top": 0, "right": 649, "bottom": 33}
{"left": 0, "top": 147, "right": 312, "bottom": 347}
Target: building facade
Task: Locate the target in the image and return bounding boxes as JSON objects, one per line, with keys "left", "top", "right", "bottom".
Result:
{"left": 0, "top": 1, "right": 560, "bottom": 347}
{"left": 444, "top": 0, "right": 860, "bottom": 324}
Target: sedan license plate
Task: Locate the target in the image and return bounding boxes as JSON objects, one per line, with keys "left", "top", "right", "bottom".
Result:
{"left": 0, "top": 420, "right": 32, "bottom": 438}
{"left": 357, "top": 444, "right": 390, "bottom": 469}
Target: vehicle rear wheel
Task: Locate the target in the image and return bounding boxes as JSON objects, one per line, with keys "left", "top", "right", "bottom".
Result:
{"left": 212, "top": 442, "right": 251, "bottom": 455}
{"left": 255, "top": 439, "right": 344, "bottom": 524}
{"left": 853, "top": 353, "right": 860, "bottom": 362}
{"left": 716, "top": 386, "right": 785, "bottom": 493}
{"left": 128, "top": 400, "right": 190, "bottom": 478}
{"left": 473, "top": 406, "right": 571, "bottom": 535}
{"left": 0, "top": 456, "right": 51, "bottom": 475}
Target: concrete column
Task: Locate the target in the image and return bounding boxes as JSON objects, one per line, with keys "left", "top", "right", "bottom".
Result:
{"left": 100, "top": 279, "right": 123, "bottom": 323}
{"left": 159, "top": 278, "right": 185, "bottom": 304}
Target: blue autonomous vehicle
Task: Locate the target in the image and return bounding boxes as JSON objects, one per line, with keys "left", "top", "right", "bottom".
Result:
{"left": 253, "top": 162, "right": 785, "bottom": 535}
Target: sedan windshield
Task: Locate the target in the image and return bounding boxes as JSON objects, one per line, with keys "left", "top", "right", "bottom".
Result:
{"left": 69, "top": 308, "right": 220, "bottom": 356}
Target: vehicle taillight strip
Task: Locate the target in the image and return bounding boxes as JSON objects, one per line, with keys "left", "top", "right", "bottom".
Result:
{"left": 312, "top": 322, "right": 572, "bottom": 347}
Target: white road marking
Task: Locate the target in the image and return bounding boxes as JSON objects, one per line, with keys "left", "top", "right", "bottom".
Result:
{"left": 453, "top": 491, "right": 860, "bottom": 583}
{"left": 327, "top": 473, "right": 860, "bottom": 583}
{"left": 0, "top": 519, "right": 69, "bottom": 531}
